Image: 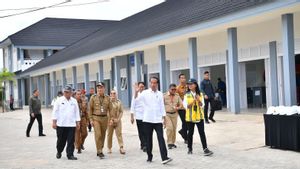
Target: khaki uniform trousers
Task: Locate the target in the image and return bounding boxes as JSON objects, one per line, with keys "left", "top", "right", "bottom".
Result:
{"left": 165, "top": 113, "right": 178, "bottom": 145}
{"left": 75, "top": 117, "right": 88, "bottom": 150}
{"left": 93, "top": 116, "right": 108, "bottom": 154}
{"left": 107, "top": 121, "right": 124, "bottom": 149}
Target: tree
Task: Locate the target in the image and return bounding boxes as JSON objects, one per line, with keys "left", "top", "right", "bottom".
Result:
{"left": 0, "top": 68, "right": 15, "bottom": 113}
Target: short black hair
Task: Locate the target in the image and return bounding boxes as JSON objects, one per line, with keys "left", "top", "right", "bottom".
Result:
{"left": 204, "top": 71, "right": 209, "bottom": 74}
{"left": 57, "top": 91, "right": 63, "bottom": 96}
{"left": 138, "top": 81, "right": 145, "bottom": 86}
{"left": 32, "top": 89, "right": 38, "bottom": 94}
{"left": 169, "top": 83, "right": 177, "bottom": 89}
{"left": 150, "top": 76, "right": 159, "bottom": 84}
{"left": 178, "top": 73, "right": 185, "bottom": 79}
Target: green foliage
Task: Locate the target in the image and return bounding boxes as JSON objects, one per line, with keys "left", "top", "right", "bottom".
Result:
{"left": 0, "top": 68, "right": 15, "bottom": 91}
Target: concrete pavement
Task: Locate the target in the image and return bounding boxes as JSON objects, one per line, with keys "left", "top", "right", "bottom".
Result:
{"left": 0, "top": 108, "right": 299, "bottom": 169}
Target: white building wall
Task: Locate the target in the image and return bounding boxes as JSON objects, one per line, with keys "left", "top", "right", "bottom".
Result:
{"left": 89, "top": 62, "right": 98, "bottom": 82}
{"left": 144, "top": 47, "right": 159, "bottom": 73}
{"left": 76, "top": 65, "right": 84, "bottom": 83}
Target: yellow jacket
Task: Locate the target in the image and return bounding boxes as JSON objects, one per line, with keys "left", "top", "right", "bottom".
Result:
{"left": 184, "top": 92, "right": 204, "bottom": 122}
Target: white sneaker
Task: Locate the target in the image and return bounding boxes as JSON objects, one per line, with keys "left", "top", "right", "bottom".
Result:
{"left": 161, "top": 158, "right": 172, "bottom": 164}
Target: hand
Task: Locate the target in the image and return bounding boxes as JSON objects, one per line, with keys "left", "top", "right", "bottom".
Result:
{"left": 31, "top": 113, "right": 35, "bottom": 118}
{"left": 199, "top": 101, "right": 203, "bottom": 107}
{"left": 109, "top": 119, "right": 114, "bottom": 126}
{"left": 204, "top": 95, "right": 208, "bottom": 99}
{"left": 134, "top": 83, "right": 139, "bottom": 93}
{"left": 90, "top": 120, "right": 94, "bottom": 127}
{"left": 130, "top": 115, "right": 134, "bottom": 124}
{"left": 52, "top": 122, "right": 57, "bottom": 129}
{"left": 163, "top": 118, "right": 166, "bottom": 129}
{"left": 76, "top": 123, "right": 80, "bottom": 130}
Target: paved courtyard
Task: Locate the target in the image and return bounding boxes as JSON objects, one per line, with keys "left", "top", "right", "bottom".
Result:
{"left": 0, "top": 108, "right": 299, "bottom": 169}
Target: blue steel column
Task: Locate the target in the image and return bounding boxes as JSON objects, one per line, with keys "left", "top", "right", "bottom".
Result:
{"left": 227, "top": 28, "right": 240, "bottom": 114}
{"left": 21, "top": 78, "right": 25, "bottom": 107}
{"left": 72, "top": 66, "right": 77, "bottom": 89}
{"left": 84, "top": 63, "right": 90, "bottom": 93}
{"left": 188, "top": 37, "right": 198, "bottom": 81}
{"left": 44, "top": 74, "right": 50, "bottom": 108}
{"left": 52, "top": 71, "right": 57, "bottom": 99}
{"left": 158, "top": 45, "right": 167, "bottom": 92}
{"left": 114, "top": 56, "right": 121, "bottom": 96}
{"left": 61, "top": 69, "right": 67, "bottom": 88}
{"left": 134, "top": 51, "right": 142, "bottom": 83}
{"left": 98, "top": 60, "right": 104, "bottom": 82}
{"left": 269, "top": 41, "right": 279, "bottom": 106}
{"left": 282, "top": 14, "right": 296, "bottom": 106}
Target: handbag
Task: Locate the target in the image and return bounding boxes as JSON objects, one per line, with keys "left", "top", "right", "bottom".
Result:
{"left": 211, "top": 99, "right": 222, "bottom": 111}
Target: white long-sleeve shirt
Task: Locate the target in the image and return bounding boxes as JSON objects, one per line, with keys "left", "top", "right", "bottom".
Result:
{"left": 138, "top": 88, "right": 166, "bottom": 123}
{"left": 52, "top": 96, "right": 80, "bottom": 127}
{"left": 130, "top": 92, "right": 144, "bottom": 120}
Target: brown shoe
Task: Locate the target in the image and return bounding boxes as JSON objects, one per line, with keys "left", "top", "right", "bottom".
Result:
{"left": 120, "top": 147, "right": 126, "bottom": 155}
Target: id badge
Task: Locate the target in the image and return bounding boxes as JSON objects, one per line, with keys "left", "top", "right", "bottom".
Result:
{"left": 101, "top": 106, "right": 104, "bottom": 113}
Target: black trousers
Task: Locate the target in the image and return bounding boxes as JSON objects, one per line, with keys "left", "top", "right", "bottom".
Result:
{"left": 26, "top": 114, "right": 43, "bottom": 135}
{"left": 204, "top": 98, "right": 215, "bottom": 120}
{"left": 178, "top": 109, "right": 187, "bottom": 140}
{"left": 144, "top": 122, "right": 168, "bottom": 161}
{"left": 187, "top": 121, "right": 207, "bottom": 151}
{"left": 56, "top": 127, "right": 76, "bottom": 157}
{"left": 136, "top": 119, "right": 147, "bottom": 148}
{"left": 9, "top": 103, "right": 14, "bottom": 111}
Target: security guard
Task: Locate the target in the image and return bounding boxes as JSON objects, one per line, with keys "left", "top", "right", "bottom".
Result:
{"left": 74, "top": 90, "right": 88, "bottom": 154}
{"left": 89, "top": 82, "right": 112, "bottom": 159}
{"left": 107, "top": 90, "right": 125, "bottom": 155}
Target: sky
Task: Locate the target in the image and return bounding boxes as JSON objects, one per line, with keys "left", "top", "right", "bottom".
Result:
{"left": 0, "top": 0, "right": 164, "bottom": 69}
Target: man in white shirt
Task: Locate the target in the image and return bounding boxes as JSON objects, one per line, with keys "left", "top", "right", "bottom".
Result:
{"left": 52, "top": 85, "right": 80, "bottom": 160}
{"left": 130, "top": 81, "right": 147, "bottom": 152}
{"left": 137, "top": 77, "right": 172, "bottom": 165}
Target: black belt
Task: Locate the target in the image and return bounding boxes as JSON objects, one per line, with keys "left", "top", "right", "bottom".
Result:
{"left": 92, "top": 114, "right": 107, "bottom": 117}
{"left": 167, "top": 112, "right": 176, "bottom": 114}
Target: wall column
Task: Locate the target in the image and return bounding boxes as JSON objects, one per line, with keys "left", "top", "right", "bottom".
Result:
{"left": 158, "top": 45, "right": 167, "bottom": 92}
{"left": 72, "top": 66, "right": 77, "bottom": 89}
{"left": 84, "top": 63, "right": 90, "bottom": 92}
{"left": 98, "top": 60, "right": 104, "bottom": 82}
{"left": 282, "top": 13, "right": 296, "bottom": 106}
{"left": 227, "top": 27, "right": 240, "bottom": 114}
{"left": 188, "top": 37, "right": 198, "bottom": 81}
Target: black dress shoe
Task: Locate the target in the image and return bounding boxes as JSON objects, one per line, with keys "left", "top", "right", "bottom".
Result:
{"left": 188, "top": 149, "right": 193, "bottom": 154}
{"left": 81, "top": 145, "right": 85, "bottom": 150}
{"left": 168, "top": 144, "right": 173, "bottom": 149}
{"left": 98, "top": 153, "right": 105, "bottom": 159}
{"left": 77, "top": 149, "right": 82, "bottom": 154}
{"left": 26, "top": 133, "right": 30, "bottom": 137}
{"left": 56, "top": 153, "right": 62, "bottom": 159}
{"left": 67, "top": 156, "right": 78, "bottom": 160}
{"left": 147, "top": 155, "right": 153, "bottom": 162}
{"left": 205, "top": 120, "right": 210, "bottom": 124}
{"left": 209, "top": 118, "right": 216, "bottom": 123}
{"left": 39, "top": 134, "right": 46, "bottom": 136}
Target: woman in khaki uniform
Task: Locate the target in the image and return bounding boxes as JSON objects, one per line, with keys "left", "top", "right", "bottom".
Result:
{"left": 107, "top": 90, "right": 125, "bottom": 154}
{"left": 74, "top": 90, "right": 88, "bottom": 154}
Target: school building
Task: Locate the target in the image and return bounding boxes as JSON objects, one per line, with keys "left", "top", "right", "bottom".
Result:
{"left": 1, "top": 0, "right": 300, "bottom": 113}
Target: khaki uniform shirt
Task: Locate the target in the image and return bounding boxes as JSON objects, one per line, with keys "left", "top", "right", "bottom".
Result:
{"left": 78, "top": 96, "right": 88, "bottom": 118}
{"left": 89, "top": 94, "right": 112, "bottom": 120}
{"left": 109, "top": 99, "right": 123, "bottom": 121}
{"left": 163, "top": 92, "right": 182, "bottom": 113}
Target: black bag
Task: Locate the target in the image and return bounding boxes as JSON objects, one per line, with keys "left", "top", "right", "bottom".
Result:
{"left": 211, "top": 99, "right": 222, "bottom": 111}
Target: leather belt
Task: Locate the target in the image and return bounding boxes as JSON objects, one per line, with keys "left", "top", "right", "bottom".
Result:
{"left": 92, "top": 114, "right": 107, "bottom": 117}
